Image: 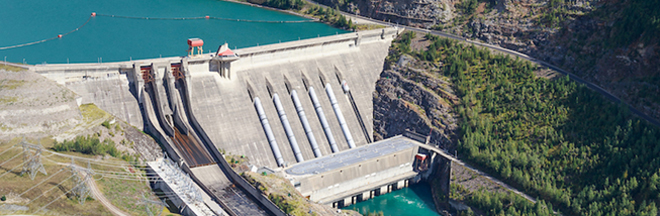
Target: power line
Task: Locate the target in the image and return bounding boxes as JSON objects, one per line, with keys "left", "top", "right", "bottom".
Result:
{"left": 0, "top": 151, "right": 23, "bottom": 167}
{"left": 0, "top": 160, "right": 28, "bottom": 179}
{"left": 0, "top": 146, "right": 17, "bottom": 157}
{"left": 32, "top": 179, "right": 87, "bottom": 214}
{"left": 17, "top": 168, "right": 65, "bottom": 197}
{"left": 96, "top": 13, "right": 316, "bottom": 23}
{"left": 40, "top": 156, "right": 166, "bottom": 183}
{"left": 45, "top": 150, "right": 130, "bottom": 165}
{"left": 13, "top": 174, "right": 75, "bottom": 211}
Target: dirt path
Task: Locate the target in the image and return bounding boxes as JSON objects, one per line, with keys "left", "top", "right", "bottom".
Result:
{"left": 47, "top": 158, "right": 130, "bottom": 216}
{"left": 85, "top": 173, "right": 130, "bottom": 216}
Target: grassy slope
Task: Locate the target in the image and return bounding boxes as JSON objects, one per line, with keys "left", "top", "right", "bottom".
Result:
{"left": 0, "top": 103, "right": 163, "bottom": 215}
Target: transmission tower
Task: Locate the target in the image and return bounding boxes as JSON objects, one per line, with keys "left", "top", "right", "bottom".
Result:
{"left": 140, "top": 193, "right": 169, "bottom": 216}
{"left": 69, "top": 160, "right": 92, "bottom": 205}
{"left": 19, "top": 138, "right": 47, "bottom": 180}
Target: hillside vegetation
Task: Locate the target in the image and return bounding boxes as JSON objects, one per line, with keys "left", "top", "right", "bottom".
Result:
{"left": 604, "top": 0, "right": 660, "bottom": 47}
{"left": 317, "top": 0, "right": 660, "bottom": 126}
{"left": 390, "top": 31, "right": 660, "bottom": 215}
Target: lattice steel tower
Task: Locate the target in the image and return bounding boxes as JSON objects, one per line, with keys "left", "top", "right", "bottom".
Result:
{"left": 19, "top": 138, "right": 47, "bottom": 180}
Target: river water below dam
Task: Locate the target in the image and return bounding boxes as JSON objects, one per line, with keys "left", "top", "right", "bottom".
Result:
{"left": 343, "top": 183, "right": 441, "bottom": 216}
{"left": 0, "top": 0, "right": 348, "bottom": 64}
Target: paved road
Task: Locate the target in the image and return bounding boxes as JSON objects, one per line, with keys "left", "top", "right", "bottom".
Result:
{"left": 0, "top": 61, "right": 30, "bottom": 69}
{"left": 305, "top": 0, "right": 660, "bottom": 128}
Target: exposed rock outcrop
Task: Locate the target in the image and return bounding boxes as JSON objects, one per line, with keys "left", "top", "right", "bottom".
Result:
{"left": 373, "top": 55, "right": 458, "bottom": 149}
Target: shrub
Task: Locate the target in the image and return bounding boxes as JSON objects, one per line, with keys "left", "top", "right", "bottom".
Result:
{"left": 101, "top": 120, "right": 111, "bottom": 129}
{"left": 303, "top": 6, "right": 356, "bottom": 30}
{"left": 52, "top": 135, "right": 121, "bottom": 157}
{"left": 457, "top": 0, "right": 479, "bottom": 15}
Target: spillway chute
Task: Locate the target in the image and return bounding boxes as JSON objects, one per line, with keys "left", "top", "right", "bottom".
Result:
{"left": 254, "top": 97, "right": 284, "bottom": 166}
{"left": 326, "top": 83, "right": 356, "bottom": 149}
{"left": 273, "top": 93, "right": 304, "bottom": 163}
{"left": 291, "top": 90, "right": 322, "bottom": 158}
{"left": 309, "top": 87, "right": 339, "bottom": 153}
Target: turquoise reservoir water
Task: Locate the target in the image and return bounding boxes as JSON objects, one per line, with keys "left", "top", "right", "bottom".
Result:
{"left": 343, "top": 183, "right": 441, "bottom": 216}
{"left": 0, "top": 0, "right": 347, "bottom": 64}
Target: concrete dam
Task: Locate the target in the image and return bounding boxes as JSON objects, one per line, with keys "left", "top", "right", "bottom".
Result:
{"left": 32, "top": 27, "right": 449, "bottom": 215}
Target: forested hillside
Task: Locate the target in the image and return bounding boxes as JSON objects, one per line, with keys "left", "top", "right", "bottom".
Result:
{"left": 386, "top": 31, "right": 660, "bottom": 215}
{"left": 536, "top": 0, "right": 660, "bottom": 121}
{"left": 316, "top": 0, "right": 660, "bottom": 130}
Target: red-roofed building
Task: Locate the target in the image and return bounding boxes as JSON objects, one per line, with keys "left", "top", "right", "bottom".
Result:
{"left": 218, "top": 48, "right": 235, "bottom": 57}
{"left": 212, "top": 43, "right": 239, "bottom": 79}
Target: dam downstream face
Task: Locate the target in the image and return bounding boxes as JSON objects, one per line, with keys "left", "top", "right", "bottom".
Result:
{"left": 0, "top": 0, "right": 348, "bottom": 64}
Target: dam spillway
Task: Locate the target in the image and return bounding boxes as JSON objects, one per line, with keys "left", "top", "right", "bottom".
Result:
{"left": 31, "top": 27, "right": 402, "bottom": 214}
{"left": 190, "top": 29, "right": 399, "bottom": 168}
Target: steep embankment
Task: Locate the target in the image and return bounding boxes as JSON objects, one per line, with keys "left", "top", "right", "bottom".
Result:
{"left": 321, "top": 0, "right": 660, "bottom": 125}
{"left": 376, "top": 31, "right": 660, "bottom": 215}
{"left": 0, "top": 69, "right": 81, "bottom": 139}
{"left": 374, "top": 31, "right": 555, "bottom": 215}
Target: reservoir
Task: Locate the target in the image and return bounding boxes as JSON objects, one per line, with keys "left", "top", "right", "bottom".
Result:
{"left": 0, "top": 0, "right": 348, "bottom": 64}
{"left": 343, "top": 183, "right": 441, "bottom": 216}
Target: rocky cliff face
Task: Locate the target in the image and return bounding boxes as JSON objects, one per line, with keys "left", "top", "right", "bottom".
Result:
{"left": 373, "top": 54, "right": 458, "bottom": 148}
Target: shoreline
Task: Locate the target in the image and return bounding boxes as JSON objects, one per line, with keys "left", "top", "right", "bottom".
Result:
{"left": 221, "top": 0, "right": 322, "bottom": 22}
{"left": 220, "top": 0, "right": 381, "bottom": 31}
{"left": 430, "top": 179, "right": 453, "bottom": 216}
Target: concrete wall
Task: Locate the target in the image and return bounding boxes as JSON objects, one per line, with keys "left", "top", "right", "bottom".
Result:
{"left": 298, "top": 145, "right": 417, "bottom": 203}
{"left": 189, "top": 28, "right": 398, "bottom": 168}
{"left": 29, "top": 27, "right": 398, "bottom": 170}
{"left": 40, "top": 66, "right": 144, "bottom": 129}
{"left": 231, "top": 28, "right": 398, "bottom": 71}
